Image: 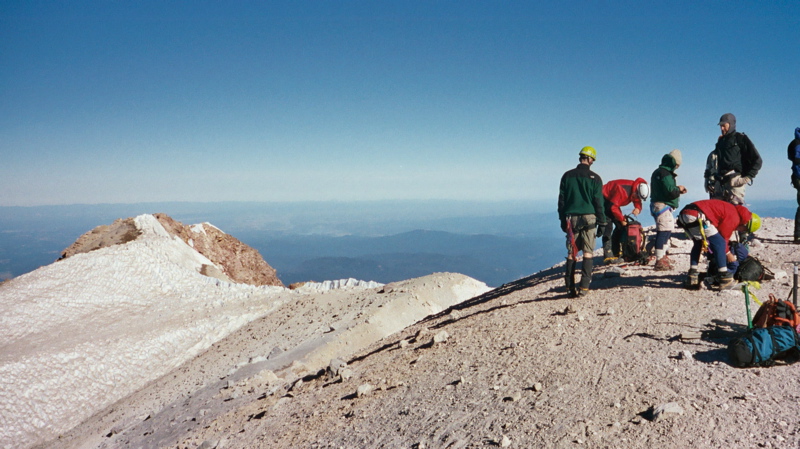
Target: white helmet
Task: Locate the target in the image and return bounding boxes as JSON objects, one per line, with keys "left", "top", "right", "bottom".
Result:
{"left": 637, "top": 182, "right": 650, "bottom": 200}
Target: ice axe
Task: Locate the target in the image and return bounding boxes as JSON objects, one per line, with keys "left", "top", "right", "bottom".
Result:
{"left": 741, "top": 281, "right": 763, "bottom": 329}
{"left": 566, "top": 220, "right": 579, "bottom": 261}
{"left": 742, "top": 283, "right": 753, "bottom": 329}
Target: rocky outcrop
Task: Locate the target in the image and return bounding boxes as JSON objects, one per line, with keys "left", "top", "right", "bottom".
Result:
{"left": 153, "top": 214, "right": 283, "bottom": 287}
{"left": 59, "top": 213, "right": 283, "bottom": 287}
{"left": 59, "top": 218, "right": 141, "bottom": 260}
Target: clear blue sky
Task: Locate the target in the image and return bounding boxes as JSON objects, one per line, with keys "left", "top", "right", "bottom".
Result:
{"left": 1, "top": 1, "right": 798, "bottom": 207}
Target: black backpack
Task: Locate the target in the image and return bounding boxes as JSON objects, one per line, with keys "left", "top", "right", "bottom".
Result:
{"left": 736, "top": 132, "right": 762, "bottom": 178}
{"left": 735, "top": 256, "right": 764, "bottom": 281}
{"left": 735, "top": 256, "right": 774, "bottom": 282}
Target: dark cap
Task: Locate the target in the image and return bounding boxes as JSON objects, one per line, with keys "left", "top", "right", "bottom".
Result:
{"left": 718, "top": 113, "right": 736, "bottom": 127}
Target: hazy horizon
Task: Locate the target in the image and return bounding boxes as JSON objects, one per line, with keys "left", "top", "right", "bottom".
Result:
{"left": 1, "top": 198, "right": 798, "bottom": 286}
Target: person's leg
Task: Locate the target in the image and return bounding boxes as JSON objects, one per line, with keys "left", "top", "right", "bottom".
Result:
{"left": 655, "top": 231, "right": 671, "bottom": 255}
{"left": 565, "top": 258, "right": 576, "bottom": 296}
{"left": 690, "top": 241, "right": 702, "bottom": 270}
{"left": 652, "top": 204, "right": 675, "bottom": 270}
{"left": 655, "top": 207, "right": 674, "bottom": 256}
{"left": 685, "top": 241, "right": 702, "bottom": 289}
{"left": 653, "top": 229, "right": 673, "bottom": 270}
{"left": 706, "top": 234, "right": 728, "bottom": 278}
{"left": 602, "top": 202, "right": 614, "bottom": 259}
{"left": 611, "top": 221, "right": 624, "bottom": 258}
{"left": 707, "top": 233, "right": 736, "bottom": 289}
{"left": 795, "top": 188, "right": 800, "bottom": 243}
{"left": 564, "top": 225, "right": 577, "bottom": 296}
{"left": 577, "top": 215, "right": 596, "bottom": 293}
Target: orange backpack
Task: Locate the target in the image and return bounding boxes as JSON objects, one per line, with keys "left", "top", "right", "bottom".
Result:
{"left": 753, "top": 294, "right": 800, "bottom": 329}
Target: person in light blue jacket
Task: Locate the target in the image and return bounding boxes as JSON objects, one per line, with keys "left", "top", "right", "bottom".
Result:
{"left": 788, "top": 127, "right": 800, "bottom": 243}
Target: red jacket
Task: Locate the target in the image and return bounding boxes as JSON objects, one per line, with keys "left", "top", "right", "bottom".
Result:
{"left": 602, "top": 178, "right": 646, "bottom": 222}
{"left": 693, "top": 199, "right": 752, "bottom": 250}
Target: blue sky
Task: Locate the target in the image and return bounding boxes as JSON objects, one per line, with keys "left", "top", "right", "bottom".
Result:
{"left": 1, "top": 1, "right": 798, "bottom": 207}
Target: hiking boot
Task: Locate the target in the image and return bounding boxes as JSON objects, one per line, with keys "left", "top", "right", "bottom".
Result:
{"left": 654, "top": 256, "right": 674, "bottom": 271}
{"left": 576, "top": 288, "right": 590, "bottom": 298}
{"left": 717, "top": 274, "right": 738, "bottom": 290}
{"left": 684, "top": 268, "right": 700, "bottom": 290}
{"left": 604, "top": 257, "right": 623, "bottom": 265}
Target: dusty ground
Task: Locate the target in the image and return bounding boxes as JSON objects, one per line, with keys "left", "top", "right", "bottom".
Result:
{"left": 46, "top": 218, "right": 800, "bottom": 449}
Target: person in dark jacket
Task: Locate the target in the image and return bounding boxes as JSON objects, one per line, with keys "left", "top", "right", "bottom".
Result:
{"left": 788, "top": 127, "right": 800, "bottom": 243}
{"left": 704, "top": 113, "right": 762, "bottom": 205}
{"left": 650, "top": 149, "right": 687, "bottom": 271}
{"left": 558, "top": 146, "right": 606, "bottom": 298}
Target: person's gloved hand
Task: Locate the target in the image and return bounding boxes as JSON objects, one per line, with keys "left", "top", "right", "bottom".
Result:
{"left": 596, "top": 222, "right": 606, "bottom": 236}
{"left": 561, "top": 219, "right": 568, "bottom": 233}
{"left": 704, "top": 178, "right": 715, "bottom": 194}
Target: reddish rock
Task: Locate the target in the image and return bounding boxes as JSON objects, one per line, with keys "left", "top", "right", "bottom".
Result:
{"left": 153, "top": 214, "right": 283, "bottom": 287}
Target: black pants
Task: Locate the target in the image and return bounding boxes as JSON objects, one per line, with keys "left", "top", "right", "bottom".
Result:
{"left": 602, "top": 202, "right": 624, "bottom": 258}
{"left": 795, "top": 188, "right": 800, "bottom": 240}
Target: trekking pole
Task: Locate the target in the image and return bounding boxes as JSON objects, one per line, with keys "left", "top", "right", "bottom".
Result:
{"left": 743, "top": 284, "right": 753, "bottom": 329}
{"left": 793, "top": 264, "right": 798, "bottom": 309}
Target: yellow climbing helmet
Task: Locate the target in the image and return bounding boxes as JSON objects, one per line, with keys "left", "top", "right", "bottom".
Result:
{"left": 579, "top": 146, "right": 597, "bottom": 160}
{"left": 747, "top": 213, "right": 761, "bottom": 233}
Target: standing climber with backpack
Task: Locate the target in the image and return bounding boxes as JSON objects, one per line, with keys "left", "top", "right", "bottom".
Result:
{"left": 678, "top": 199, "right": 760, "bottom": 290}
{"left": 788, "top": 127, "right": 800, "bottom": 243}
{"left": 601, "top": 178, "right": 649, "bottom": 264}
{"left": 704, "top": 113, "right": 763, "bottom": 205}
{"left": 558, "top": 146, "right": 606, "bottom": 298}
{"left": 650, "top": 150, "right": 687, "bottom": 271}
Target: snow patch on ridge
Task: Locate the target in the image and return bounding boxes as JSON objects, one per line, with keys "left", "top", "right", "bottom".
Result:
{"left": 295, "top": 278, "right": 384, "bottom": 293}
{"left": 0, "top": 214, "right": 288, "bottom": 449}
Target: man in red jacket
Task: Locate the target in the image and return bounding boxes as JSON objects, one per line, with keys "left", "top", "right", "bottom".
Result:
{"left": 601, "top": 178, "right": 649, "bottom": 264}
{"left": 677, "top": 199, "right": 760, "bottom": 290}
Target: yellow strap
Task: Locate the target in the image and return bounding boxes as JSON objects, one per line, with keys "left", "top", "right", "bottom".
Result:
{"left": 744, "top": 281, "right": 762, "bottom": 306}
{"left": 697, "top": 216, "right": 708, "bottom": 251}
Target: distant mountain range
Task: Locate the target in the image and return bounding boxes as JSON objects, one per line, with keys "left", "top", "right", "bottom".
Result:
{"left": 1, "top": 199, "right": 795, "bottom": 286}
{"left": 240, "top": 229, "right": 562, "bottom": 287}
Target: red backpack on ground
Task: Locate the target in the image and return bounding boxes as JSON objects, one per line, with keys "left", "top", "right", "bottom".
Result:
{"left": 622, "top": 215, "right": 646, "bottom": 264}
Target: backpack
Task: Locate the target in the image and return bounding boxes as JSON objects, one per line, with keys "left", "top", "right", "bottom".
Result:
{"left": 752, "top": 294, "right": 800, "bottom": 329}
{"left": 622, "top": 215, "right": 647, "bottom": 263}
{"left": 735, "top": 132, "right": 762, "bottom": 178}
{"left": 734, "top": 255, "right": 774, "bottom": 282}
{"left": 728, "top": 326, "right": 800, "bottom": 367}
{"left": 735, "top": 256, "right": 764, "bottom": 282}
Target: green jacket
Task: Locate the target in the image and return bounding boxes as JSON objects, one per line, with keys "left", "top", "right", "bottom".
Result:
{"left": 650, "top": 154, "right": 681, "bottom": 209}
{"left": 558, "top": 163, "right": 606, "bottom": 225}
